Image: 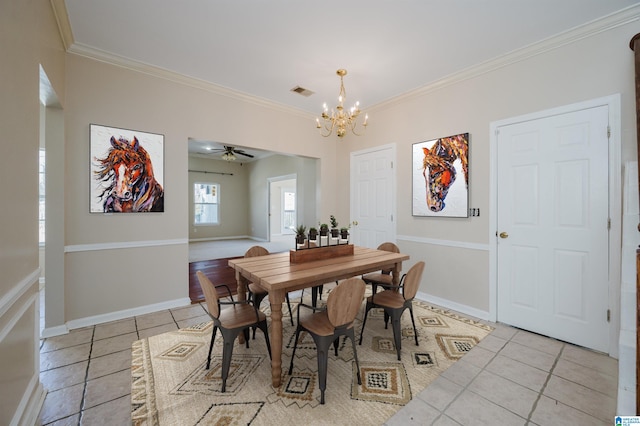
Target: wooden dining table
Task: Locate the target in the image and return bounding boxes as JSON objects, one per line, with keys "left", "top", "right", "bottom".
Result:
{"left": 228, "top": 245, "right": 410, "bottom": 387}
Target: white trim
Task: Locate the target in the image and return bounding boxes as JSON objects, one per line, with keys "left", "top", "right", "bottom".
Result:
{"left": 415, "top": 291, "right": 490, "bottom": 322}
{"left": 189, "top": 235, "right": 263, "bottom": 243}
{"left": 397, "top": 234, "right": 489, "bottom": 251}
{"left": 65, "top": 297, "right": 192, "bottom": 331}
{"left": 0, "top": 292, "right": 37, "bottom": 344}
{"left": 40, "top": 324, "right": 69, "bottom": 339}
{"left": 0, "top": 269, "right": 40, "bottom": 319}
{"left": 66, "top": 42, "right": 313, "bottom": 120}
{"left": 9, "top": 374, "right": 46, "bottom": 426}
{"left": 369, "top": 5, "right": 640, "bottom": 112}
{"left": 65, "top": 238, "right": 187, "bottom": 253}
{"left": 489, "top": 94, "right": 622, "bottom": 356}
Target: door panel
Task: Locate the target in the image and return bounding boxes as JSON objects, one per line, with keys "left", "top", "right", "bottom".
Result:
{"left": 350, "top": 146, "right": 395, "bottom": 248}
{"left": 497, "top": 105, "right": 609, "bottom": 352}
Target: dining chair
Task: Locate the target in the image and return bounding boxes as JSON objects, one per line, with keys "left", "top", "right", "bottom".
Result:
{"left": 358, "top": 261, "right": 425, "bottom": 361}
{"left": 288, "top": 277, "right": 366, "bottom": 404}
{"left": 361, "top": 242, "right": 401, "bottom": 293}
{"left": 196, "top": 270, "right": 271, "bottom": 392}
{"left": 245, "top": 246, "right": 294, "bottom": 331}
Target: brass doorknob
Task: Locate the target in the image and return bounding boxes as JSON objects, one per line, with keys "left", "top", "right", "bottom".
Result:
{"left": 499, "top": 232, "right": 509, "bottom": 239}
{"left": 352, "top": 221, "right": 358, "bottom": 226}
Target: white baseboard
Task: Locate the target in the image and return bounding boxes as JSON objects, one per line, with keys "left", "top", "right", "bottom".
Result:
{"left": 40, "top": 324, "right": 69, "bottom": 339}
{"left": 415, "top": 291, "right": 490, "bottom": 321}
{"left": 65, "top": 297, "right": 192, "bottom": 330}
{"left": 189, "top": 235, "right": 256, "bottom": 243}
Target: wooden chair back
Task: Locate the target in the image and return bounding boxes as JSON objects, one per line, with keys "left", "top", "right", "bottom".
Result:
{"left": 197, "top": 271, "right": 220, "bottom": 319}
{"left": 245, "top": 245, "right": 269, "bottom": 258}
{"left": 378, "top": 242, "right": 400, "bottom": 274}
{"left": 402, "top": 261, "right": 425, "bottom": 301}
{"left": 326, "top": 277, "right": 366, "bottom": 328}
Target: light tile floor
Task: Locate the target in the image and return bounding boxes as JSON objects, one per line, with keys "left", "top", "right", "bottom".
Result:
{"left": 38, "top": 302, "right": 618, "bottom": 425}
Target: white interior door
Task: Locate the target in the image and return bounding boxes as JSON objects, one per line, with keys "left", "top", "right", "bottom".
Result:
{"left": 496, "top": 105, "right": 610, "bottom": 352}
{"left": 350, "top": 145, "right": 396, "bottom": 248}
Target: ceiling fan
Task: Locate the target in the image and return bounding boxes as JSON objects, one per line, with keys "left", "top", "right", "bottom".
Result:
{"left": 207, "top": 145, "right": 254, "bottom": 161}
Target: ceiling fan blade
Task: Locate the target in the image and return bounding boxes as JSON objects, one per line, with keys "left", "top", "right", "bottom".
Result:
{"left": 235, "top": 150, "right": 254, "bottom": 158}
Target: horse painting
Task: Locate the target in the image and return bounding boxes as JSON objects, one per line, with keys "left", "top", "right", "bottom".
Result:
{"left": 94, "top": 135, "right": 164, "bottom": 212}
{"left": 419, "top": 133, "right": 468, "bottom": 214}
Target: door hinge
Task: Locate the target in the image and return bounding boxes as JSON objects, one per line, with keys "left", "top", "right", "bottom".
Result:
{"left": 607, "top": 218, "right": 611, "bottom": 230}
{"left": 390, "top": 214, "right": 394, "bottom": 222}
{"left": 391, "top": 161, "right": 394, "bottom": 169}
{"left": 607, "top": 309, "right": 610, "bottom": 322}
{"left": 607, "top": 125, "right": 611, "bottom": 139}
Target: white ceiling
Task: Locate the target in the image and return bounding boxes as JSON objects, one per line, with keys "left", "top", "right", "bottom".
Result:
{"left": 60, "top": 0, "right": 639, "bottom": 158}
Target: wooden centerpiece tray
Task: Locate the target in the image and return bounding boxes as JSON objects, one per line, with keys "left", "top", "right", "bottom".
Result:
{"left": 289, "top": 243, "right": 354, "bottom": 264}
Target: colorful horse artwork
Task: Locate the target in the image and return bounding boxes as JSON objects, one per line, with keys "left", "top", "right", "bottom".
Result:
{"left": 94, "top": 136, "right": 164, "bottom": 212}
{"left": 420, "top": 133, "right": 468, "bottom": 213}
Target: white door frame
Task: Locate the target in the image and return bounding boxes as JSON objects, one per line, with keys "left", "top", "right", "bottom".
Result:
{"left": 350, "top": 143, "right": 397, "bottom": 246}
{"left": 489, "top": 94, "right": 621, "bottom": 356}
{"left": 267, "top": 174, "right": 297, "bottom": 240}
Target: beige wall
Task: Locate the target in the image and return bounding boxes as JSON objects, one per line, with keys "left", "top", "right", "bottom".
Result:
{"left": 188, "top": 156, "right": 250, "bottom": 240}
{"left": 247, "top": 155, "right": 319, "bottom": 240}
{"left": 3, "top": 2, "right": 638, "bottom": 422}
{"left": 60, "top": 54, "right": 336, "bottom": 324}
{"left": 0, "top": 0, "right": 66, "bottom": 423}
{"left": 188, "top": 154, "right": 319, "bottom": 241}
{"left": 335, "top": 18, "right": 638, "bottom": 314}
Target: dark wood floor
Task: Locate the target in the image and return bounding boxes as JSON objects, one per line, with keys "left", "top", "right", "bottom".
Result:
{"left": 189, "top": 257, "right": 241, "bottom": 304}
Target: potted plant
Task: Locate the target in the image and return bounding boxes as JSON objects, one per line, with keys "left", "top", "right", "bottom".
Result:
{"left": 319, "top": 223, "right": 329, "bottom": 237}
{"left": 308, "top": 227, "right": 318, "bottom": 240}
{"left": 295, "top": 224, "right": 307, "bottom": 245}
{"left": 340, "top": 227, "right": 349, "bottom": 239}
{"left": 329, "top": 215, "right": 339, "bottom": 238}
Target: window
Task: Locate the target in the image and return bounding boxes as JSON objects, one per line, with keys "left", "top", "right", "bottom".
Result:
{"left": 283, "top": 191, "right": 296, "bottom": 232}
{"left": 194, "top": 183, "right": 219, "bottom": 225}
{"left": 39, "top": 149, "right": 45, "bottom": 244}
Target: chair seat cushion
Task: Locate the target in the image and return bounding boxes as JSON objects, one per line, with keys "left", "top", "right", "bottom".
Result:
{"left": 362, "top": 273, "right": 393, "bottom": 286}
{"left": 367, "top": 290, "right": 405, "bottom": 309}
{"left": 218, "top": 303, "right": 267, "bottom": 329}
{"left": 248, "top": 283, "right": 268, "bottom": 295}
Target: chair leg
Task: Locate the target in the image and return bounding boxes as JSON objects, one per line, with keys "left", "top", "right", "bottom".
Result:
{"left": 243, "top": 328, "right": 250, "bottom": 348}
{"left": 285, "top": 293, "right": 294, "bottom": 326}
{"left": 252, "top": 292, "right": 267, "bottom": 339}
{"left": 408, "top": 304, "right": 419, "bottom": 346}
{"left": 257, "top": 319, "right": 272, "bottom": 360}
{"left": 219, "top": 330, "right": 237, "bottom": 392}
{"left": 359, "top": 302, "right": 372, "bottom": 345}
{"left": 207, "top": 326, "right": 218, "bottom": 370}
{"left": 347, "top": 329, "right": 362, "bottom": 385}
{"left": 288, "top": 325, "right": 302, "bottom": 375}
{"left": 389, "top": 309, "right": 403, "bottom": 361}
{"left": 314, "top": 335, "right": 332, "bottom": 405}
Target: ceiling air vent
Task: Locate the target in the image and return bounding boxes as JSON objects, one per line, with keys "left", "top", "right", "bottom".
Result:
{"left": 290, "top": 86, "right": 314, "bottom": 97}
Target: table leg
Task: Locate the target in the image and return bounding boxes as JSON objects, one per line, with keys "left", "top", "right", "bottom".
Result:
{"left": 236, "top": 272, "right": 248, "bottom": 344}
{"left": 269, "top": 288, "right": 285, "bottom": 388}
{"left": 392, "top": 262, "right": 402, "bottom": 286}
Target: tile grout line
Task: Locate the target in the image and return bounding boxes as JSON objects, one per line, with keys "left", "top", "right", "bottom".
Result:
{"left": 428, "top": 333, "right": 505, "bottom": 425}
{"left": 524, "top": 343, "right": 565, "bottom": 424}
{"left": 77, "top": 325, "right": 96, "bottom": 426}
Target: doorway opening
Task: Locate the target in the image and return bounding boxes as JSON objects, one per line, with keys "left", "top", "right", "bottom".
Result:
{"left": 268, "top": 175, "right": 297, "bottom": 240}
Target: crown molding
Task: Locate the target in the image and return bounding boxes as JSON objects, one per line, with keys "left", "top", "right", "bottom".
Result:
{"left": 66, "top": 41, "right": 314, "bottom": 119}
{"left": 51, "top": 2, "right": 638, "bottom": 118}
{"left": 50, "top": 0, "right": 74, "bottom": 51}
{"left": 369, "top": 4, "right": 640, "bottom": 112}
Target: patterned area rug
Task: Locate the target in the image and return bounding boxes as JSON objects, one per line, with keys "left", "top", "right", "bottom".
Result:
{"left": 131, "top": 294, "right": 492, "bottom": 425}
